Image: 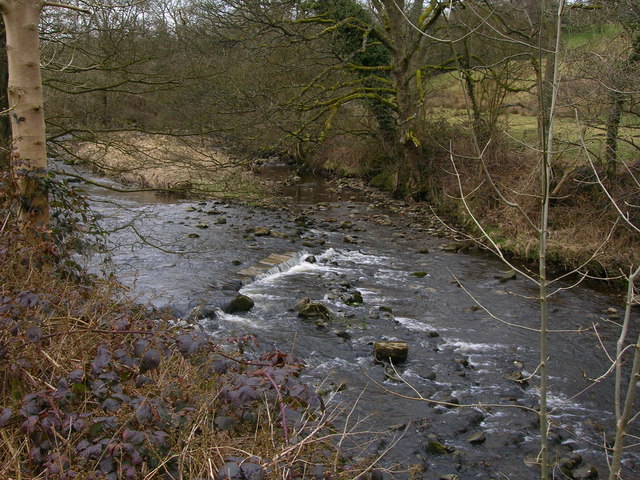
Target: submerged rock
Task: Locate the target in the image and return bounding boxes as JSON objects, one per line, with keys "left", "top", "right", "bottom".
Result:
{"left": 247, "top": 226, "right": 271, "bottom": 236}
{"left": 496, "top": 269, "right": 517, "bottom": 283}
{"left": 374, "top": 341, "right": 408, "bottom": 363}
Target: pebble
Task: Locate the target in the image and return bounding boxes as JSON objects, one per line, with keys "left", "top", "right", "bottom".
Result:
{"left": 467, "top": 431, "right": 486, "bottom": 444}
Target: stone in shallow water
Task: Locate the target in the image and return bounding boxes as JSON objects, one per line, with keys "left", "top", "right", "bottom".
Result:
{"left": 374, "top": 341, "right": 408, "bottom": 363}
{"left": 342, "top": 290, "right": 364, "bottom": 305}
{"left": 295, "top": 298, "right": 332, "bottom": 320}
{"left": 224, "top": 294, "right": 254, "bottom": 314}
{"left": 425, "top": 440, "right": 450, "bottom": 455}
{"left": 298, "top": 302, "right": 331, "bottom": 318}
{"left": 467, "top": 431, "right": 486, "bottom": 444}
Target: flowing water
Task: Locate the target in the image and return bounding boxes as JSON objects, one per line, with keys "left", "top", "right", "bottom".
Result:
{"left": 66, "top": 164, "right": 639, "bottom": 479}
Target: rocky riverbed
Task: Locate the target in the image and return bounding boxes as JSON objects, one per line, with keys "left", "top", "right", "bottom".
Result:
{"left": 69, "top": 164, "right": 639, "bottom": 479}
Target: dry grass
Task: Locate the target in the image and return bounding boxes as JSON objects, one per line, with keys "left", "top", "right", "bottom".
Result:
{"left": 439, "top": 142, "right": 640, "bottom": 277}
{"left": 57, "top": 132, "right": 267, "bottom": 199}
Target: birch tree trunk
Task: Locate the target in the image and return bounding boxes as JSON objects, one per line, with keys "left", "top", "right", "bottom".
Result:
{"left": 0, "top": 0, "right": 48, "bottom": 227}
{"left": 0, "top": 19, "right": 9, "bottom": 170}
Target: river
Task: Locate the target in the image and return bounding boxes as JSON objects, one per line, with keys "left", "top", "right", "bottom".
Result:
{"left": 65, "top": 164, "right": 639, "bottom": 479}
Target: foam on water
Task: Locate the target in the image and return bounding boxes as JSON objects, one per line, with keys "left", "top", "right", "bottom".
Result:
{"left": 308, "top": 355, "right": 369, "bottom": 374}
{"left": 443, "top": 340, "right": 507, "bottom": 352}
{"left": 318, "top": 247, "right": 391, "bottom": 266}
{"left": 394, "top": 316, "right": 437, "bottom": 332}
{"left": 215, "top": 311, "right": 267, "bottom": 329}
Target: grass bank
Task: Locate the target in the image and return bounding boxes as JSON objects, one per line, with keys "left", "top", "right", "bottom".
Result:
{"left": 53, "top": 132, "right": 268, "bottom": 201}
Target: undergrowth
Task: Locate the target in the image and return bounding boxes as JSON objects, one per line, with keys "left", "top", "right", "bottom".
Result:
{"left": 0, "top": 171, "right": 366, "bottom": 479}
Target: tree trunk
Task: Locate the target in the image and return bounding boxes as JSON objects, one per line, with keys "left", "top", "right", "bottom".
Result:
{"left": 381, "top": 0, "right": 425, "bottom": 195}
{"left": 1, "top": 0, "right": 48, "bottom": 227}
{"left": 605, "top": 91, "right": 624, "bottom": 177}
{"left": 0, "top": 18, "right": 9, "bottom": 170}
{"left": 604, "top": 31, "right": 640, "bottom": 178}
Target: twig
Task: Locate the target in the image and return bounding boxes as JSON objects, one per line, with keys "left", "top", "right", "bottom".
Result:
{"left": 260, "top": 369, "right": 290, "bottom": 445}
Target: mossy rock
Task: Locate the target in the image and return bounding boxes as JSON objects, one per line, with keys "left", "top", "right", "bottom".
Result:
{"left": 224, "top": 294, "right": 255, "bottom": 314}
{"left": 425, "top": 441, "right": 450, "bottom": 455}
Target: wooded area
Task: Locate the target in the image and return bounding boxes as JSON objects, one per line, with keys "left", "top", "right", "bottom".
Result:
{"left": 1, "top": 0, "right": 638, "bottom": 267}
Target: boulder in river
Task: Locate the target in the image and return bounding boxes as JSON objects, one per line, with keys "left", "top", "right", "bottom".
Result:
{"left": 374, "top": 341, "right": 408, "bottom": 363}
{"left": 294, "top": 298, "right": 332, "bottom": 320}
{"left": 224, "top": 294, "right": 255, "bottom": 314}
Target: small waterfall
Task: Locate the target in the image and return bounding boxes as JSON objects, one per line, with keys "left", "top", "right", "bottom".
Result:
{"left": 239, "top": 250, "right": 309, "bottom": 285}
